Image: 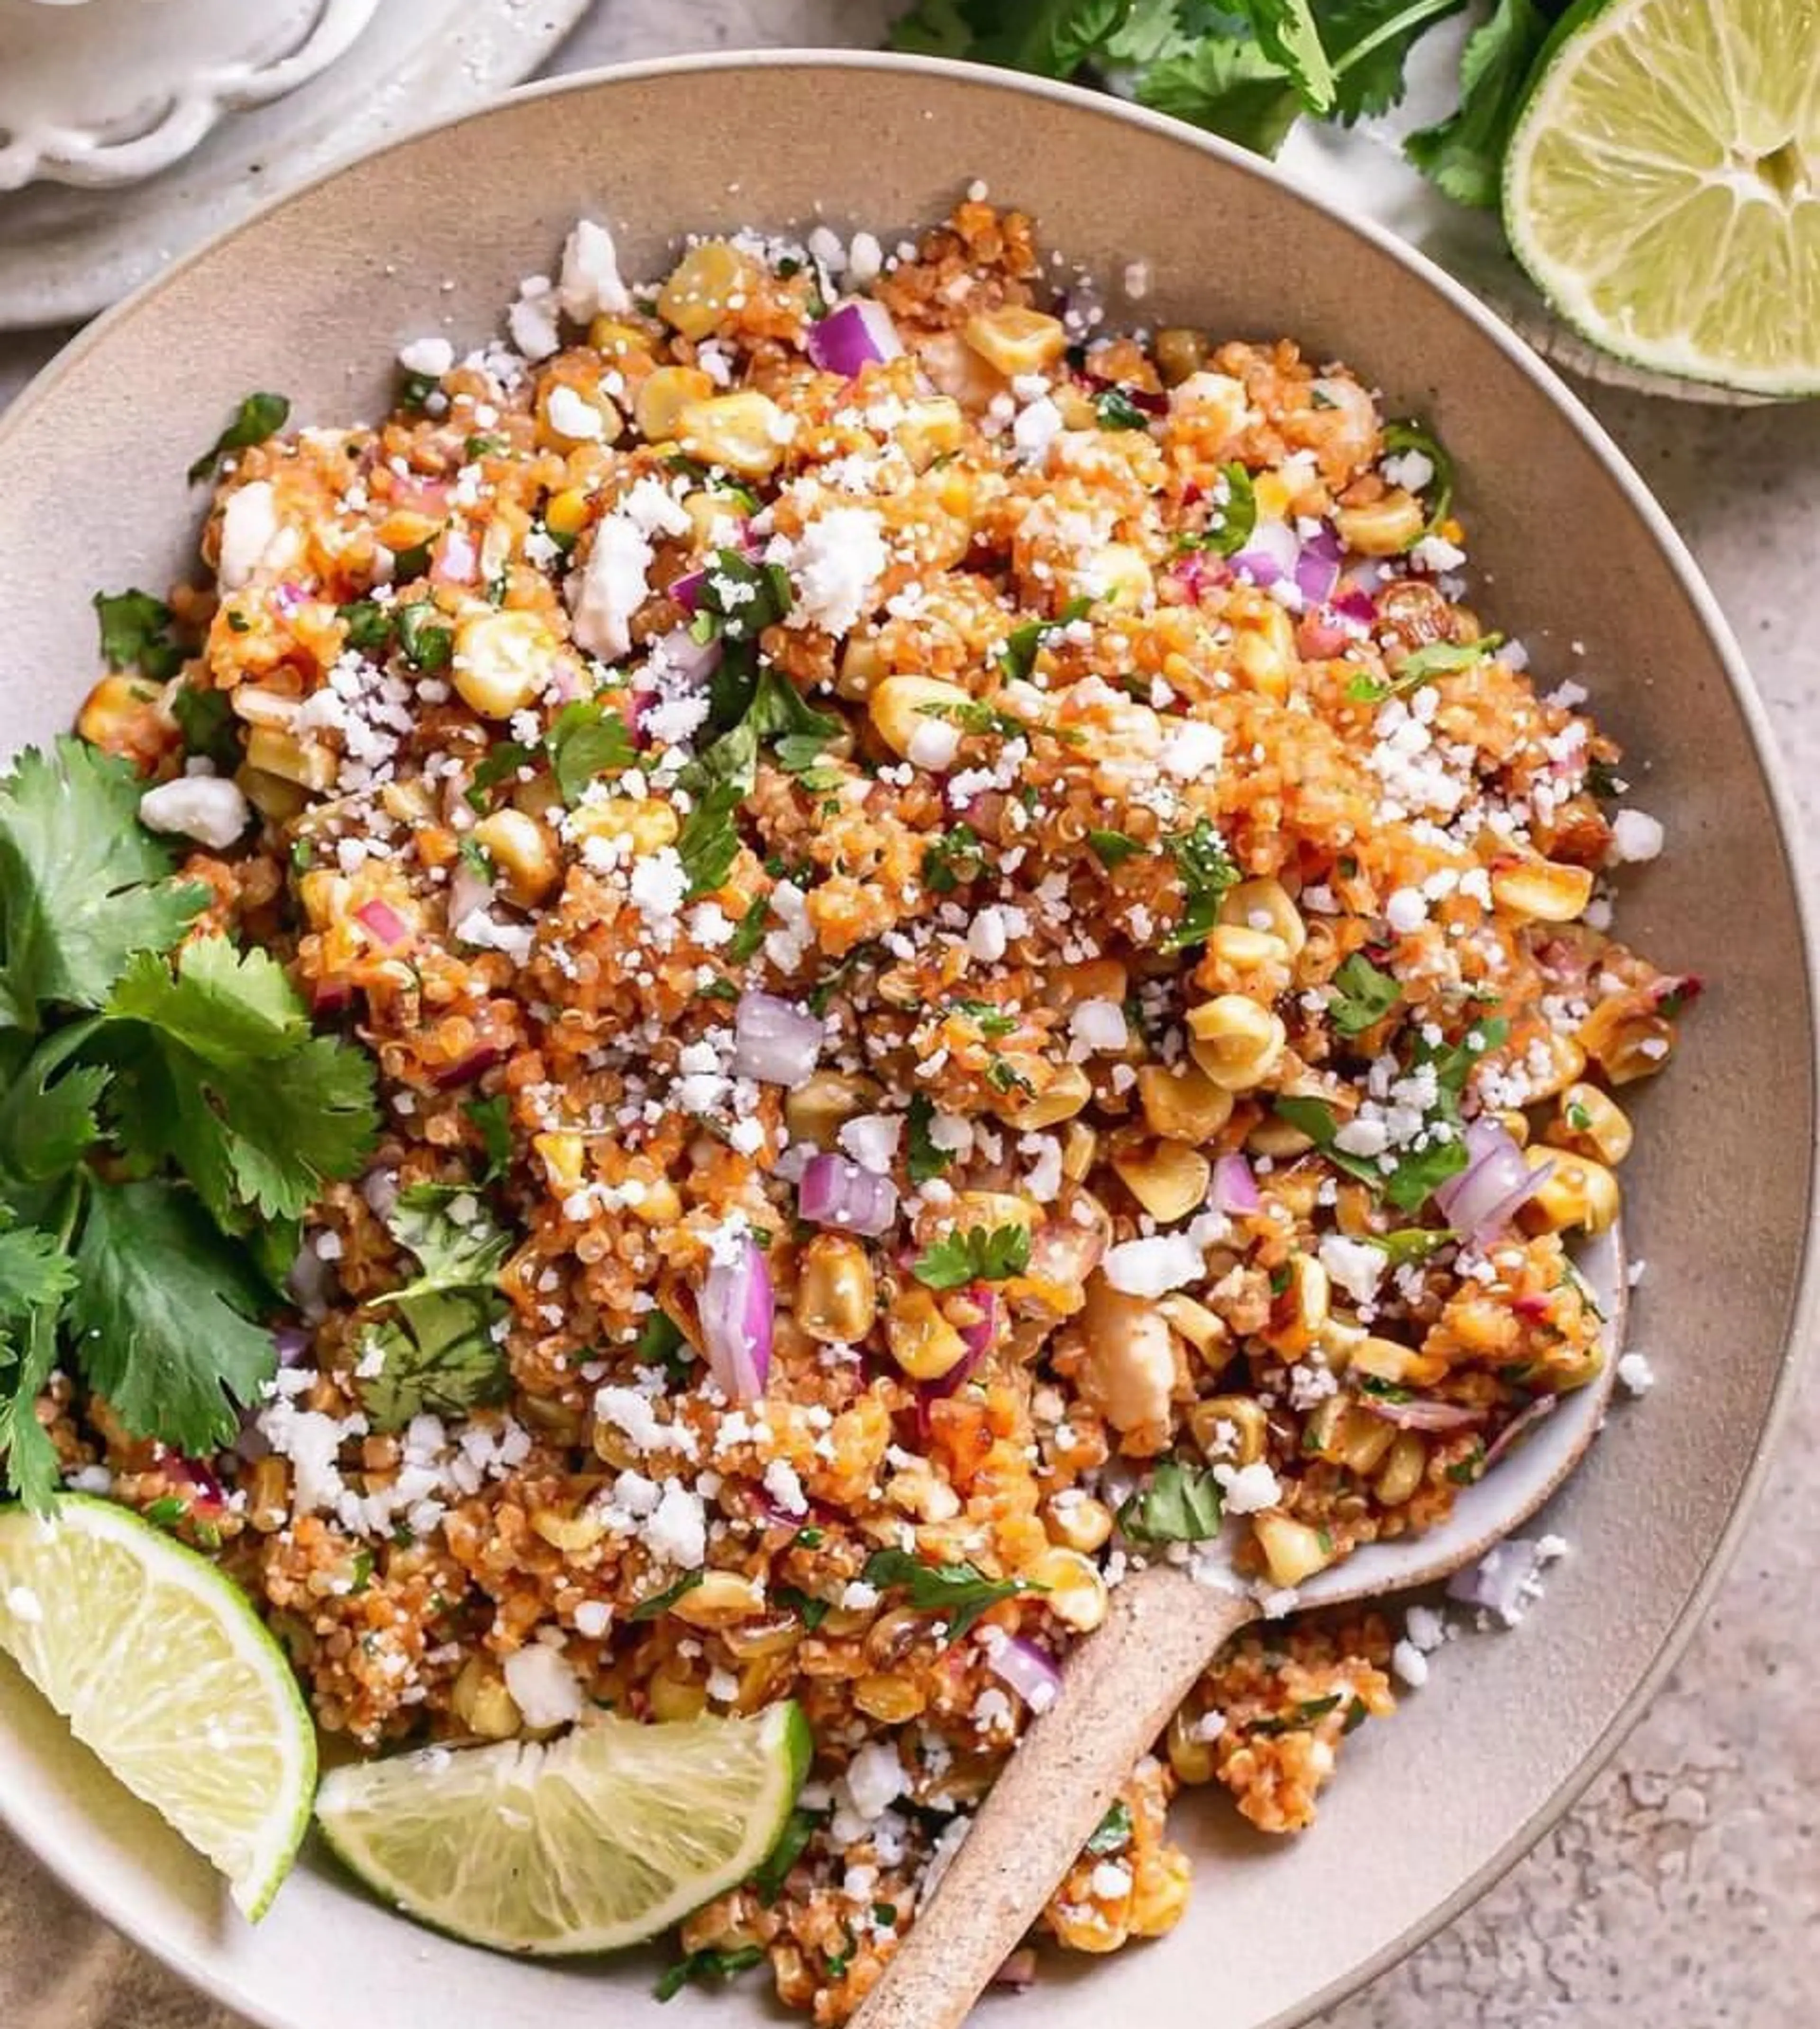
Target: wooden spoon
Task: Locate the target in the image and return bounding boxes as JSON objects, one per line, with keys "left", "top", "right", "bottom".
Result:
{"left": 851, "top": 1227, "right": 1626, "bottom": 2029}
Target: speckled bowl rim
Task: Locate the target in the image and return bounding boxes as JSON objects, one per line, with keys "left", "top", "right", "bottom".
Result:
{"left": 1, "top": 48, "right": 1815, "bottom": 2029}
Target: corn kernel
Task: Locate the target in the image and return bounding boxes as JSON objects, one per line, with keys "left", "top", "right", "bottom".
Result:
{"left": 798, "top": 1235, "right": 877, "bottom": 1345}
{"left": 854, "top": 1674, "right": 928, "bottom": 1723}
{"left": 1028, "top": 1546, "right": 1109, "bottom": 1632}
{"left": 472, "top": 807, "right": 560, "bottom": 907}
{"left": 1136, "top": 1061, "right": 1235, "bottom": 1144}
{"left": 895, "top": 396, "right": 967, "bottom": 471}
{"left": 566, "top": 794, "right": 680, "bottom": 855}
{"left": 453, "top": 609, "right": 556, "bottom": 720}
{"left": 589, "top": 316, "right": 654, "bottom": 357}
{"left": 536, "top": 378, "right": 622, "bottom": 452}
{"left": 1252, "top": 1513, "right": 1335, "bottom": 1589}
{"left": 1546, "top": 1083, "right": 1633, "bottom": 1166}
{"left": 1112, "top": 1139, "right": 1211, "bottom": 1224}
{"left": 963, "top": 305, "right": 1068, "bottom": 376}
{"left": 784, "top": 1071, "right": 881, "bottom": 1150}
{"left": 636, "top": 365, "right": 715, "bottom": 441}
{"left": 867, "top": 673, "right": 971, "bottom": 757}
{"left": 1219, "top": 877, "right": 1307, "bottom": 957}
{"left": 534, "top": 1131, "right": 585, "bottom": 1192}
{"left": 647, "top": 1666, "right": 707, "bottom": 1722}
{"left": 1187, "top": 995, "right": 1287, "bottom": 1092}
{"left": 531, "top": 1508, "right": 605, "bottom": 1553}
{"left": 244, "top": 724, "right": 337, "bottom": 790}
{"left": 237, "top": 764, "right": 306, "bottom": 824}
{"left": 544, "top": 487, "right": 592, "bottom": 538}
{"left": 1254, "top": 473, "right": 1293, "bottom": 520}
{"left": 670, "top": 1570, "right": 766, "bottom": 1628}
{"left": 1187, "top": 1394, "right": 1266, "bottom": 1465}
{"left": 1491, "top": 858, "right": 1596, "bottom": 923}
{"left": 1082, "top": 542, "right": 1153, "bottom": 609}
{"left": 1523, "top": 1146, "right": 1620, "bottom": 1235}
{"left": 1003, "top": 1064, "right": 1093, "bottom": 1129}
{"left": 884, "top": 1287, "right": 971, "bottom": 1381}
{"left": 1046, "top": 1492, "right": 1114, "bottom": 1554}
{"left": 1060, "top": 1121, "right": 1099, "bottom": 1183}
{"left": 1168, "top": 1708, "right": 1217, "bottom": 1785}
{"left": 1159, "top": 1294, "right": 1229, "bottom": 1361}
{"left": 674, "top": 391, "right": 788, "bottom": 479}
{"left": 1374, "top": 1431, "right": 1428, "bottom": 1507}
{"left": 1335, "top": 491, "right": 1426, "bottom": 556}
{"left": 657, "top": 239, "right": 755, "bottom": 339}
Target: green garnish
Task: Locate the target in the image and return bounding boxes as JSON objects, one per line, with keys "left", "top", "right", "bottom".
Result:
{"left": 395, "top": 601, "right": 454, "bottom": 673}
{"left": 905, "top": 1093, "right": 953, "bottom": 1186}
{"left": 93, "top": 589, "right": 184, "bottom": 681}
{"left": 921, "top": 822, "right": 985, "bottom": 894}
{"left": 997, "top": 594, "right": 1092, "bottom": 682}
{"left": 911, "top": 1222, "right": 1032, "bottom": 1290}
{"left": 655, "top": 1945, "right": 765, "bottom": 2002}
{"left": 337, "top": 599, "right": 393, "bottom": 654}
{"left": 1094, "top": 386, "right": 1152, "bottom": 431}
{"left": 752, "top": 1804, "right": 823, "bottom": 1903}
{"left": 1115, "top": 1458, "right": 1227, "bottom": 1545}
{"left": 629, "top": 1569, "right": 709, "bottom": 1622}
{"left": 1327, "top": 951, "right": 1402, "bottom": 1035}
{"left": 1160, "top": 819, "right": 1240, "bottom": 951}
{"left": 464, "top": 740, "right": 535, "bottom": 811}
{"left": 1088, "top": 828, "right": 1146, "bottom": 869}
{"left": 1347, "top": 634, "right": 1502, "bottom": 706}
{"left": 861, "top": 1547, "right": 1038, "bottom": 1639}
{"left": 462, "top": 1094, "right": 513, "bottom": 1184}
{"left": 689, "top": 549, "right": 794, "bottom": 645}
{"left": 546, "top": 698, "right": 636, "bottom": 805}
{"left": 187, "top": 392, "right": 291, "bottom": 485}
{"left": 1378, "top": 417, "right": 1457, "bottom": 529}
{"left": 1179, "top": 461, "right": 1258, "bottom": 558}
{"left": 1085, "top": 1800, "right": 1134, "bottom": 1855}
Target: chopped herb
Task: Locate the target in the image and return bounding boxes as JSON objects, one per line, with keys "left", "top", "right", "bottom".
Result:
{"left": 93, "top": 589, "right": 184, "bottom": 681}
{"left": 187, "top": 391, "right": 290, "bottom": 484}
{"left": 1347, "top": 634, "right": 1502, "bottom": 706}
{"left": 629, "top": 1569, "right": 707, "bottom": 1621}
{"left": 337, "top": 599, "right": 392, "bottom": 653}
{"left": 1088, "top": 827, "right": 1146, "bottom": 869}
{"left": 1328, "top": 951, "right": 1402, "bottom": 1035}
{"left": 793, "top": 1526, "right": 826, "bottom": 1548}
{"left": 170, "top": 682, "right": 239, "bottom": 769}
{"left": 398, "top": 369, "right": 440, "bottom": 412}
{"left": 290, "top": 838, "right": 315, "bottom": 872}
{"left": 348, "top": 1547, "right": 375, "bottom": 1595}
{"left": 1379, "top": 419, "right": 1456, "bottom": 531}
{"left": 395, "top": 601, "right": 454, "bottom": 672}
{"left": 464, "top": 433, "right": 508, "bottom": 458}
{"left": 690, "top": 548, "right": 794, "bottom": 645}
{"left": 1365, "top": 1227, "right": 1456, "bottom": 1267}
{"left": 906, "top": 1093, "right": 952, "bottom": 1186}
{"left": 997, "top": 594, "right": 1092, "bottom": 680}
{"left": 1252, "top": 1693, "right": 1344, "bottom": 1737}
{"left": 912, "top": 1221, "right": 1031, "bottom": 1290}
{"left": 1447, "top": 1439, "right": 1487, "bottom": 1484}
{"left": 1180, "top": 461, "right": 1257, "bottom": 557}
{"left": 546, "top": 698, "right": 636, "bottom": 805}
{"left": 872, "top": 1902, "right": 899, "bottom": 1928}
{"left": 1160, "top": 819, "right": 1240, "bottom": 951}
{"left": 144, "top": 1495, "right": 187, "bottom": 1528}
{"left": 752, "top": 1804, "right": 823, "bottom": 1902}
{"left": 462, "top": 1094, "right": 513, "bottom": 1184}
{"left": 1356, "top": 1374, "right": 1414, "bottom": 1402}
{"left": 1585, "top": 758, "right": 1624, "bottom": 801}
{"left": 1095, "top": 386, "right": 1152, "bottom": 431}
{"left": 1343, "top": 1696, "right": 1371, "bottom": 1734}
{"left": 654, "top": 1945, "right": 764, "bottom": 2002}
{"left": 676, "top": 668, "right": 840, "bottom": 898}
{"left": 1565, "top": 1100, "right": 1592, "bottom": 1132}
{"left": 727, "top": 897, "right": 770, "bottom": 964}
{"left": 456, "top": 835, "right": 493, "bottom": 881}
{"left": 861, "top": 1546, "right": 1037, "bottom": 1639}
{"left": 1116, "top": 1458, "right": 1226, "bottom": 1545}
{"left": 1084, "top": 1800, "right": 1133, "bottom": 1856}
{"left": 777, "top": 1586, "right": 831, "bottom": 1631}
{"left": 391, "top": 538, "right": 433, "bottom": 581}
{"left": 955, "top": 998, "right": 1018, "bottom": 1038}
{"left": 921, "top": 822, "right": 984, "bottom": 894}
{"left": 464, "top": 740, "right": 534, "bottom": 811}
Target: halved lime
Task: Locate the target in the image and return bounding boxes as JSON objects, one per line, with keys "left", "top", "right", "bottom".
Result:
{"left": 315, "top": 1701, "right": 811, "bottom": 1955}
{"left": 0, "top": 1494, "right": 316, "bottom": 1919}
{"left": 1503, "top": 0, "right": 1820, "bottom": 396}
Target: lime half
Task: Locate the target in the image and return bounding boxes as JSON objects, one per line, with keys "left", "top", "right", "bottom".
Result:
{"left": 0, "top": 1495, "right": 316, "bottom": 1918}
{"left": 315, "top": 1702, "right": 810, "bottom": 1955}
{"left": 1504, "top": 0, "right": 1820, "bottom": 396}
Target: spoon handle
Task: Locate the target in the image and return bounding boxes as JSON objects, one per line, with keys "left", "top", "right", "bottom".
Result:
{"left": 851, "top": 1565, "right": 1259, "bottom": 2029}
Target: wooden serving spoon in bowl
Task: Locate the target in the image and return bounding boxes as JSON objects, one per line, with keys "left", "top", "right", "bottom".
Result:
{"left": 852, "top": 1226, "right": 1626, "bottom": 2029}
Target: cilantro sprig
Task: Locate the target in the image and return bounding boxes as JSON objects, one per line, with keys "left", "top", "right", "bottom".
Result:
{"left": 911, "top": 1222, "right": 1032, "bottom": 1290}
{"left": 1327, "top": 951, "right": 1402, "bottom": 1036}
{"left": 1161, "top": 819, "right": 1240, "bottom": 952}
{"left": 0, "top": 738, "right": 380, "bottom": 1507}
{"left": 188, "top": 391, "right": 291, "bottom": 485}
{"left": 1348, "top": 634, "right": 1502, "bottom": 706}
{"left": 1116, "top": 1458, "right": 1227, "bottom": 1544}
{"left": 94, "top": 590, "right": 184, "bottom": 681}
{"left": 861, "top": 1547, "right": 1038, "bottom": 1638}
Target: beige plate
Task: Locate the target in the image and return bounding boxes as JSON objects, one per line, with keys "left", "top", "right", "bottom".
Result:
{"left": 0, "top": 49, "right": 1814, "bottom": 2029}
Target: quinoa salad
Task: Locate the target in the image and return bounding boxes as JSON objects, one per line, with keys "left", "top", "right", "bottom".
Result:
{"left": 9, "top": 195, "right": 1689, "bottom": 2018}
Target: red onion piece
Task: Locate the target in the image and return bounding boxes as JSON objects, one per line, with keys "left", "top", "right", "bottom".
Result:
{"left": 1357, "top": 1394, "right": 1486, "bottom": 1433}
{"left": 669, "top": 567, "right": 708, "bottom": 613}
{"left": 432, "top": 527, "right": 478, "bottom": 586}
{"left": 806, "top": 298, "right": 903, "bottom": 376}
{"left": 311, "top": 978, "right": 353, "bottom": 1016}
{"left": 354, "top": 898, "right": 411, "bottom": 950}
{"left": 1432, "top": 1118, "right": 1548, "bottom": 1238}
{"left": 272, "top": 1325, "right": 313, "bottom": 1367}
{"left": 987, "top": 1634, "right": 1062, "bottom": 1715}
{"left": 432, "top": 1042, "right": 505, "bottom": 1090}
{"left": 1232, "top": 519, "right": 1300, "bottom": 588}
{"left": 1331, "top": 582, "right": 1377, "bottom": 625}
{"left": 700, "top": 1237, "right": 774, "bottom": 1402}
{"left": 283, "top": 1245, "right": 334, "bottom": 1320}
{"left": 1483, "top": 1392, "right": 1558, "bottom": 1466}
{"left": 1213, "top": 1152, "right": 1261, "bottom": 1215}
{"left": 799, "top": 1153, "right": 899, "bottom": 1237}
{"left": 732, "top": 991, "right": 823, "bottom": 1087}
{"left": 646, "top": 622, "right": 723, "bottom": 691}
{"left": 447, "top": 859, "right": 496, "bottom": 929}
{"left": 1292, "top": 523, "right": 1342, "bottom": 604}
{"left": 272, "top": 581, "right": 307, "bottom": 617}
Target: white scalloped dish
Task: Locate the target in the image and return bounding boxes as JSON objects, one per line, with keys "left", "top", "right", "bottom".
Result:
{"left": 0, "top": 0, "right": 379, "bottom": 192}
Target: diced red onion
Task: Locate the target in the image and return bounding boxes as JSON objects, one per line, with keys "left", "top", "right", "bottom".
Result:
{"left": 1331, "top": 582, "right": 1377, "bottom": 625}
{"left": 354, "top": 898, "right": 411, "bottom": 949}
{"left": 1232, "top": 519, "right": 1300, "bottom": 588}
{"left": 431, "top": 1042, "right": 505, "bottom": 1090}
{"left": 807, "top": 298, "right": 903, "bottom": 376}
{"left": 799, "top": 1154, "right": 899, "bottom": 1237}
{"left": 1293, "top": 523, "right": 1342, "bottom": 604}
{"left": 272, "top": 1325, "right": 313, "bottom": 1368}
{"left": 1432, "top": 1118, "right": 1549, "bottom": 1239}
{"left": 160, "top": 1454, "right": 225, "bottom": 1508}
{"left": 700, "top": 1238, "right": 774, "bottom": 1402}
{"left": 1169, "top": 550, "right": 1230, "bottom": 602}
{"left": 311, "top": 978, "right": 353, "bottom": 1016}
{"left": 987, "top": 1634, "right": 1063, "bottom": 1714}
{"left": 1447, "top": 1536, "right": 1548, "bottom": 1620}
{"left": 669, "top": 567, "right": 708, "bottom": 613}
{"left": 447, "top": 859, "right": 495, "bottom": 929}
{"left": 361, "top": 1168, "right": 400, "bottom": 1219}
{"left": 732, "top": 992, "right": 823, "bottom": 1087}
{"left": 1357, "top": 1393, "right": 1486, "bottom": 1433}
{"left": 992, "top": 1948, "right": 1038, "bottom": 1992}
{"left": 646, "top": 622, "right": 723, "bottom": 691}
{"left": 1213, "top": 1152, "right": 1261, "bottom": 1215}
{"left": 432, "top": 527, "right": 478, "bottom": 586}
{"left": 283, "top": 1246, "right": 333, "bottom": 1321}
{"left": 1483, "top": 1393, "right": 1557, "bottom": 1466}
{"left": 272, "top": 581, "right": 307, "bottom": 617}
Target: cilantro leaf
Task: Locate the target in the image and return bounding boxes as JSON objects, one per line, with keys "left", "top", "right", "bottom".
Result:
{"left": 106, "top": 937, "right": 378, "bottom": 1229}
{"left": 1180, "top": 461, "right": 1258, "bottom": 557}
{"left": 547, "top": 697, "right": 636, "bottom": 805}
{"left": 1161, "top": 819, "right": 1240, "bottom": 951}
{"left": 1328, "top": 951, "right": 1403, "bottom": 1035}
{"left": 0, "top": 739, "right": 206, "bottom": 1034}
{"left": 1380, "top": 418, "right": 1456, "bottom": 531}
{"left": 1347, "top": 634, "right": 1502, "bottom": 705}
{"left": 753, "top": 1804, "right": 824, "bottom": 1903}
{"left": 0, "top": 1297, "right": 63, "bottom": 1509}
{"left": 1134, "top": 36, "right": 1306, "bottom": 156}
{"left": 356, "top": 1184, "right": 511, "bottom": 1429}
{"left": 1324, "top": 0, "right": 1469, "bottom": 123}
{"left": 911, "top": 1222, "right": 1032, "bottom": 1290}
{"left": 93, "top": 589, "right": 183, "bottom": 681}
{"left": 691, "top": 549, "right": 794, "bottom": 645}
{"left": 676, "top": 669, "right": 838, "bottom": 898}
{"left": 338, "top": 599, "right": 394, "bottom": 654}
{"left": 395, "top": 601, "right": 454, "bottom": 672}
{"left": 0, "top": 1032, "right": 106, "bottom": 1192}
{"left": 906, "top": 1094, "right": 953, "bottom": 1185}
{"left": 629, "top": 1569, "right": 707, "bottom": 1621}
{"left": 655, "top": 1945, "right": 764, "bottom": 2003}
{"left": 1095, "top": 386, "right": 1153, "bottom": 431}
{"left": 862, "top": 1546, "right": 1036, "bottom": 1638}
{"left": 921, "top": 822, "right": 984, "bottom": 894}
{"left": 1404, "top": 0, "right": 1548, "bottom": 205}
{"left": 188, "top": 391, "right": 291, "bottom": 484}
{"left": 1116, "top": 1458, "right": 1227, "bottom": 1544}
{"left": 1365, "top": 1226, "right": 1456, "bottom": 1267}
{"left": 727, "top": 896, "right": 770, "bottom": 963}
{"left": 463, "top": 1094, "right": 514, "bottom": 1184}
{"left": 1085, "top": 1799, "right": 1134, "bottom": 1856}
{"left": 1231, "top": 0, "right": 1336, "bottom": 111}
{"left": 70, "top": 1178, "right": 276, "bottom": 1454}
{"left": 170, "top": 682, "right": 240, "bottom": 769}
{"left": 0, "top": 1224, "right": 76, "bottom": 1321}
{"left": 997, "top": 595, "right": 1092, "bottom": 682}
{"left": 464, "top": 739, "right": 535, "bottom": 811}
{"left": 1088, "top": 828, "right": 1145, "bottom": 869}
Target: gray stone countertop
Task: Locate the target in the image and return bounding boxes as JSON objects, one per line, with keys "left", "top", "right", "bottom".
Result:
{"left": 1, "top": 4, "right": 1816, "bottom": 2028}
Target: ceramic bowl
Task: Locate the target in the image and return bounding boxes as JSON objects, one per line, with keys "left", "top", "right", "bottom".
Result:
{"left": 0, "top": 50, "right": 1813, "bottom": 2029}
{"left": 0, "top": 0, "right": 379, "bottom": 191}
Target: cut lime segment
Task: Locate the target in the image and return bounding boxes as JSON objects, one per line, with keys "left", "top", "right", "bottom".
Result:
{"left": 1503, "top": 0, "right": 1820, "bottom": 396}
{"left": 0, "top": 1494, "right": 316, "bottom": 1919}
{"left": 315, "top": 1701, "right": 811, "bottom": 1955}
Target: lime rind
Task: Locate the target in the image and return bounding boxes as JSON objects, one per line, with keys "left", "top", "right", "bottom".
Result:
{"left": 0, "top": 1493, "right": 317, "bottom": 1919}
{"left": 314, "top": 1701, "right": 811, "bottom": 1956}
{"left": 1503, "top": 0, "right": 1820, "bottom": 398}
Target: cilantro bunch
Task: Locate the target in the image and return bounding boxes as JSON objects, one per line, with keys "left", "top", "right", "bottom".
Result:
{"left": 0, "top": 738, "right": 378, "bottom": 1508}
{"left": 890, "top": 0, "right": 1559, "bottom": 211}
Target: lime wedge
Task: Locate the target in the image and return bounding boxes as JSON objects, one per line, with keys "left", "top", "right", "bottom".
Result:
{"left": 1503, "top": 0, "right": 1820, "bottom": 395}
{"left": 0, "top": 1494, "right": 316, "bottom": 1918}
{"left": 314, "top": 1702, "right": 811, "bottom": 1955}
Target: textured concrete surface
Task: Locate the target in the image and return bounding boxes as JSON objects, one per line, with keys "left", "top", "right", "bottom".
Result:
{"left": 1, "top": 3, "right": 1817, "bottom": 2026}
